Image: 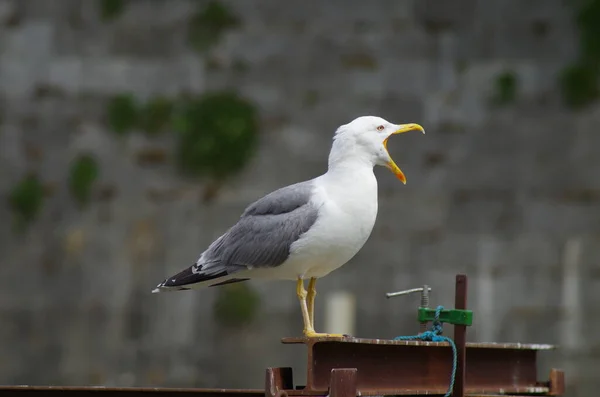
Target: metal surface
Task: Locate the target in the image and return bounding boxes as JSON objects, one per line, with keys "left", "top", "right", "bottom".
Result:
{"left": 454, "top": 274, "right": 468, "bottom": 397}
{"left": 385, "top": 286, "right": 431, "bottom": 298}
{"left": 417, "top": 307, "right": 473, "bottom": 325}
{"left": 420, "top": 284, "right": 430, "bottom": 308}
{"left": 548, "top": 368, "right": 566, "bottom": 396}
{"left": 419, "top": 284, "right": 429, "bottom": 333}
{"left": 328, "top": 369, "right": 357, "bottom": 397}
{"left": 281, "top": 335, "right": 559, "bottom": 396}
{"left": 0, "top": 386, "right": 265, "bottom": 396}
{"left": 281, "top": 336, "right": 556, "bottom": 350}
{"left": 265, "top": 367, "right": 293, "bottom": 397}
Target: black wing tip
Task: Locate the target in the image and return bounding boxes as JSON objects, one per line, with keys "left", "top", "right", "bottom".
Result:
{"left": 152, "top": 263, "right": 234, "bottom": 292}
{"left": 151, "top": 279, "right": 192, "bottom": 293}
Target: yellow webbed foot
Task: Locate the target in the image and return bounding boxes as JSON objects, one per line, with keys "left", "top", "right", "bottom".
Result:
{"left": 304, "top": 330, "right": 347, "bottom": 338}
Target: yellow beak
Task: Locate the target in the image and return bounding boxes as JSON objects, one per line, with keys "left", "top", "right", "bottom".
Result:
{"left": 383, "top": 123, "right": 425, "bottom": 184}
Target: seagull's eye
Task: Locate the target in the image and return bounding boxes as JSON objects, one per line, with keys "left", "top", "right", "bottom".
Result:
{"left": 376, "top": 125, "right": 385, "bottom": 131}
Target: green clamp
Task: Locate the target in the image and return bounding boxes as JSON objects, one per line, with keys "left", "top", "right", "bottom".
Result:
{"left": 418, "top": 307, "right": 473, "bottom": 326}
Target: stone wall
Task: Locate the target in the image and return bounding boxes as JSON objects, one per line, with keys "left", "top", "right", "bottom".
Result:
{"left": 0, "top": 0, "right": 599, "bottom": 396}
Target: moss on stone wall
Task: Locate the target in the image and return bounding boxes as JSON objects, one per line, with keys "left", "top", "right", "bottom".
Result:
{"left": 559, "top": 0, "right": 600, "bottom": 109}
{"left": 103, "top": 89, "right": 259, "bottom": 188}
{"left": 99, "top": 0, "right": 125, "bottom": 21}
{"left": 188, "top": 0, "right": 240, "bottom": 53}
{"left": 559, "top": 63, "right": 599, "bottom": 109}
{"left": 213, "top": 283, "right": 261, "bottom": 328}
{"left": 340, "top": 52, "right": 379, "bottom": 71}
{"left": 138, "top": 96, "right": 174, "bottom": 135}
{"left": 106, "top": 94, "right": 176, "bottom": 136}
{"left": 491, "top": 70, "right": 518, "bottom": 106}
{"left": 107, "top": 93, "right": 139, "bottom": 135}
{"left": 8, "top": 174, "right": 44, "bottom": 230}
{"left": 172, "top": 91, "right": 259, "bottom": 179}
{"left": 575, "top": 0, "right": 600, "bottom": 63}
{"left": 69, "top": 154, "right": 100, "bottom": 207}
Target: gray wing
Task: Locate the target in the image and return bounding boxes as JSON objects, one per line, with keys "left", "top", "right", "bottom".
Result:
{"left": 154, "top": 180, "right": 319, "bottom": 289}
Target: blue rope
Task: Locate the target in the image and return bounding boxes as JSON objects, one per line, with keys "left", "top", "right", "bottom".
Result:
{"left": 393, "top": 305, "right": 457, "bottom": 397}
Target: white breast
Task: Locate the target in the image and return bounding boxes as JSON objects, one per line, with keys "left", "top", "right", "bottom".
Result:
{"left": 284, "top": 168, "right": 379, "bottom": 279}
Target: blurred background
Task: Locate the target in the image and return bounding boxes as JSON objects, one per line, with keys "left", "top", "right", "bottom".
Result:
{"left": 0, "top": 0, "right": 599, "bottom": 396}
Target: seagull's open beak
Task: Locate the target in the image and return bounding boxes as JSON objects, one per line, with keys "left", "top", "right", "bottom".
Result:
{"left": 383, "top": 123, "right": 425, "bottom": 184}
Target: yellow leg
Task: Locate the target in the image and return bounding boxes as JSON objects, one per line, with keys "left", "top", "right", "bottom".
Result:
{"left": 296, "top": 278, "right": 313, "bottom": 335}
{"left": 307, "top": 277, "right": 317, "bottom": 328}
{"left": 297, "top": 277, "right": 344, "bottom": 338}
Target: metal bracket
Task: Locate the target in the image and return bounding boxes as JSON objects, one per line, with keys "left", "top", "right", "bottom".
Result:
{"left": 387, "top": 284, "right": 474, "bottom": 328}
{"left": 418, "top": 307, "right": 473, "bottom": 326}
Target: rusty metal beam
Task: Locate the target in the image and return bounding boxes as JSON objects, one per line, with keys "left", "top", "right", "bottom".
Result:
{"left": 1, "top": 344, "right": 565, "bottom": 397}
{"left": 0, "top": 386, "right": 264, "bottom": 396}
{"left": 281, "top": 336, "right": 559, "bottom": 396}
{"left": 547, "top": 368, "right": 566, "bottom": 396}
{"left": 328, "top": 369, "right": 357, "bottom": 397}
{"left": 265, "top": 367, "right": 293, "bottom": 397}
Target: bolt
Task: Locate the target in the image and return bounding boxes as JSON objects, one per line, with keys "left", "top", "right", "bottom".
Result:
{"left": 420, "top": 284, "right": 429, "bottom": 333}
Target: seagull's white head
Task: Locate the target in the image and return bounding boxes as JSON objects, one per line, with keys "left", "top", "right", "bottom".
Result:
{"left": 330, "top": 116, "right": 425, "bottom": 184}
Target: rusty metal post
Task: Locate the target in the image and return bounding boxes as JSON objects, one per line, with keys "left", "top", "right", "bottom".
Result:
{"left": 548, "top": 368, "right": 566, "bottom": 396}
{"left": 328, "top": 368, "right": 357, "bottom": 397}
{"left": 265, "top": 367, "right": 293, "bottom": 397}
{"left": 453, "top": 274, "right": 468, "bottom": 397}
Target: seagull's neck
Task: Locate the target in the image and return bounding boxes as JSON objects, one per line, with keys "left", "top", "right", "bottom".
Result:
{"left": 325, "top": 138, "right": 375, "bottom": 179}
{"left": 321, "top": 138, "right": 378, "bottom": 210}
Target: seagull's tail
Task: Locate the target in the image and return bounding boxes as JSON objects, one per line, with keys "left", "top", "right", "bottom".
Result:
{"left": 152, "top": 263, "right": 249, "bottom": 293}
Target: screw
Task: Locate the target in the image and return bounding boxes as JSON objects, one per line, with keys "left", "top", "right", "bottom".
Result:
{"left": 420, "top": 284, "right": 429, "bottom": 333}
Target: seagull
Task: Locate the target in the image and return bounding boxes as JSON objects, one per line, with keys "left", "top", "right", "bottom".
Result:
{"left": 152, "top": 116, "right": 425, "bottom": 337}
